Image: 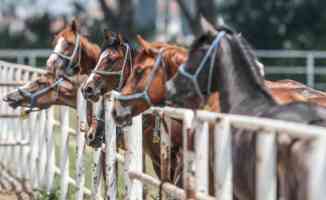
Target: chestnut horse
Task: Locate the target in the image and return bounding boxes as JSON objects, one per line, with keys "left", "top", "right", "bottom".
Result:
{"left": 46, "top": 20, "right": 100, "bottom": 77}
{"left": 3, "top": 71, "right": 105, "bottom": 148}
{"left": 165, "top": 29, "right": 326, "bottom": 200}
{"left": 81, "top": 31, "right": 186, "bottom": 184}
{"left": 4, "top": 20, "right": 103, "bottom": 147}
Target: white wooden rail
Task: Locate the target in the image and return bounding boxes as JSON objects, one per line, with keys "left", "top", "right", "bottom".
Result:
{"left": 1, "top": 60, "right": 326, "bottom": 200}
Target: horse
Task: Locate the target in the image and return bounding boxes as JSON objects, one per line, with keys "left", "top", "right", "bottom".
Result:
{"left": 80, "top": 31, "right": 187, "bottom": 185}
{"left": 46, "top": 20, "right": 100, "bottom": 77}
{"left": 165, "top": 29, "right": 326, "bottom": 200}
{"left": 3, "top": 71, "right": 105, "bottom": 148}
{"left": 4, "top": 20, "right": 104, "bottom": 147}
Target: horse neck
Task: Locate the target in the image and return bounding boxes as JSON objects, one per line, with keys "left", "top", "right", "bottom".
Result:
{"left": 80, "top": 38, "right": 101, "bottom": 74}
{"left": 215, "top": 38, "right": 275, "bottom": 114}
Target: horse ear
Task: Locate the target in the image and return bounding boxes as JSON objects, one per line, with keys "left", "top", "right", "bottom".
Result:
{"left": 137, "top": 35, "right": 152, "bottom": 52}
{"left": 200, "top": 16, "right": 217, "bottom": 35}
{"left": 70, "top": 19, "right": 80, "bottom": 33}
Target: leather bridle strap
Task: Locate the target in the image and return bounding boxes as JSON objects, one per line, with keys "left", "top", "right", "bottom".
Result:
{"left": 92, "top": 43, "right": 132, "bottom": 91}
{"left": 177, "top": 31, "right": 226, "bottom": 102}
{"left": 17, "top": 78, "right": 64, "bottom": 109}
{"left": 52, "top": 34, "right": 81, "bottom": 74}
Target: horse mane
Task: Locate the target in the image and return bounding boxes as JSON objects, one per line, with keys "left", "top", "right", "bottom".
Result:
{"left": 80, "top": 36, "right": 101, "bottom": 59}
{"left": 228, "top": 34, "right": 274, "bottom": 99}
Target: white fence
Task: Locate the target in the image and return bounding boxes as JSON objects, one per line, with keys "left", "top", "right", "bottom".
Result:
{"left": 1, "top": 60, "right": 326, "bottom": 199}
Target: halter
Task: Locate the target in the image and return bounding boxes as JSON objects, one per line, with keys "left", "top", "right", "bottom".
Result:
{"left": 114, "top": 49, "right": 166, "bottom": 106}
{"left": 177, "top": 31, "right": 226, "bottom": 102}
{"left": 17, "top": 78, "right": 64, "bottom": 109}
{"left": 91, "top": 43, "right": 132, "bottom": 91}
{"left": 52, "top": 34, "right": 81, "bottom": 75}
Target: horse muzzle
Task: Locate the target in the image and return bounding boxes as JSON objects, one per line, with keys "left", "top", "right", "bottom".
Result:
{"left": 3, "top": 92, "right": 24, "bottom": 109}
{"left": 112, "top": 102, "right": 132, "bottom": 127}
{"left": 82, "top": 85, "right": 101, "bottom": 102}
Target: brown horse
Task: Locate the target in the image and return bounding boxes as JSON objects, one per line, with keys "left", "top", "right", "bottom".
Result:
{"left": 112, "top": 37, "right": 326, "bottom": 124}
{"left": 4, "top": 72, "right": 78, "bottom": 109}
{"left": 111, "top": 35, "right": 326, "bottom": 196}
{"left": 46, "top": 20, "right": 100, "bottom": 77}
{"left": 4, "top": 21, "right": 103, "bottom": 147}
{"left": 2, "top": 71, "right": 106, "bottom": 147}
{"left": 81, "top": 31, "right": 185, "bottom": 184}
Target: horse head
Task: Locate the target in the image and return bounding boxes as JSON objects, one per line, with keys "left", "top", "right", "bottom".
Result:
{"left": 82, "top": 30, "right": 133, "bottom": 102}
{"left": 47, "top": 19, "right": 100, "bottom": 77}
{"left": 3, "top": 72, "right": 77, "bottom": 110}
{"left": 112, "top": 35, "right": 187, "bottom": 126}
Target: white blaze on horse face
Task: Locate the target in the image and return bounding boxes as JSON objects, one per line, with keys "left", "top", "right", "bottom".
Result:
{"left": 47, "top": 37, "right": 67, "bottom": 68}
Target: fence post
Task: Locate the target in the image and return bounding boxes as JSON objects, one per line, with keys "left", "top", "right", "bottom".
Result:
{"left": 91, "top": 99, "right": 104, "bottom": 200}
{"left": 214, "top": 118, "right": 232, "bottom": 200}
{"left": 160, "top": 114, "right": 171, "bottom": 200}
{"left": 36, "top": 110, "right": 47, "bottom": 188}
{"left": 59, "top": 106, "right": 70, "bottom": 200}
{"left": 182, "top": 110, "right": 195, "bottom": 199}
{"left": 124, "top": 114, "right": 143, "bottom": 200}
{"left": 256, "top": 131, "right": 276, "bottom": 200}
{"left": 195, "top": 121, "right": 209, "bottom": 194}
{"left": 76, "top": 89, "right": 87, "bottom": 200}
{"left": 105, "top": 98, "right": 117, "bottom": 199}
{"left": 45, "top": 107, "right": 55, "bottom": 193}
{"left": 306, "top": 53, "right": 315, "bottom": 88}
{"left": 309, "top": 136, "right": 326, "bottom": 200}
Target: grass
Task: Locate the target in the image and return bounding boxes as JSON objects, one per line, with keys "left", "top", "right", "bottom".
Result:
{"left": 42, "top": 106, "right": 159, "bottom": 200}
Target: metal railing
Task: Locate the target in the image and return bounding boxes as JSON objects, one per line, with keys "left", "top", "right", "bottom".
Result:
{"left": 1, "top": 60, "right": 326, "bottom": 200}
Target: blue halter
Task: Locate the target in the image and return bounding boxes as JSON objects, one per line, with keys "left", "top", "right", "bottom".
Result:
{"left": 177, "top": 31, "right": 226, "bottom": 102}
{"left": 17, "top": 78, "right": 64, "bottom": 109}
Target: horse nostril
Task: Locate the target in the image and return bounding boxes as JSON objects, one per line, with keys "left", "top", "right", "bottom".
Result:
{"left": 85, "top": 87, "right": 94, "bottom": 96}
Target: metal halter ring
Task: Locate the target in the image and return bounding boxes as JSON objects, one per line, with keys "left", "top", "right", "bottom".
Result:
{"left": 178, "top": 31, "right": 226, "bottom": 102}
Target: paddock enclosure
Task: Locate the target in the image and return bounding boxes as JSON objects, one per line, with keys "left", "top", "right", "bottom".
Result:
{"left": 1, "top": 60, "right": 326, "bottom": 200}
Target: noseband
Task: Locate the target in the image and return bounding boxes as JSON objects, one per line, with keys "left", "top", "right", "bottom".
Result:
{"left": 114, "top": 49, "right": 166, "bottom": 106}
{"left": 17, "top": 78, "right": 64, "bottom": 109}
{"left": 91, "top": 43, "right": 132, "bottom": 91}
{"left": 178, "top": 31, "right": 225, "bottom": 102}
{"left": 52, "top": 34, "right": 81, "bottom": 75}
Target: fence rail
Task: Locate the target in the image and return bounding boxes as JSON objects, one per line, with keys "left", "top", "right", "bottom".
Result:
{"left": 1, "top": 60, "right": 326, "bottom": 200}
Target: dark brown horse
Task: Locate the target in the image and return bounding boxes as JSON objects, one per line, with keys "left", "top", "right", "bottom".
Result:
{"left": 165, "top": 29, "right": 326, "bottom": 200}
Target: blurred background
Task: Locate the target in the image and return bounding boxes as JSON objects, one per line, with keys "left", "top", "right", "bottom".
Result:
{"left": 1, "top": 0, "right": 326, "bottom": 88}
